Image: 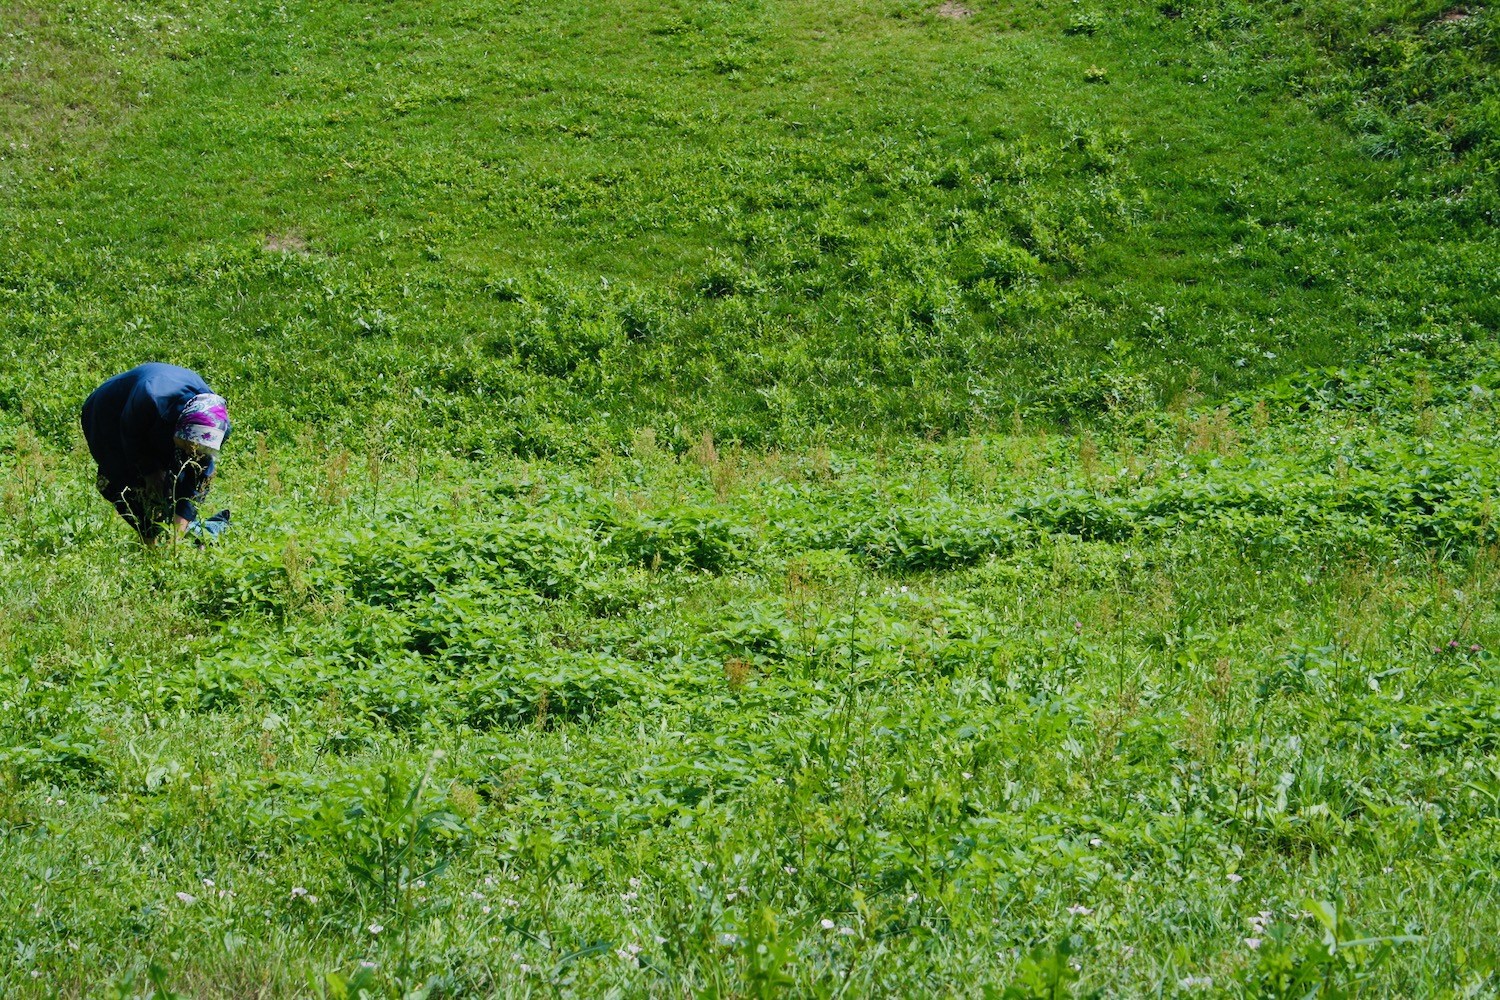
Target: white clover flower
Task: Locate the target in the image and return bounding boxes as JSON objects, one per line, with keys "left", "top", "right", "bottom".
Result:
{"left": 629, "top": 877, "right": 642, "bottom": 889}
{"left": 820, "top": 919, "right": 836, "bottom": 930}
{"left": 837, "top": 927, "right": 857, "bottom": 936}
{"left": 368, "top": 924, "right": 384, "bottom": 935}
{"left": 202, "top": 878, "right": 215, "bottom": 888}
{"left": 175, "top": 892, "right": 196, "bottom": 904}
{"left": 1245, "top": 937, "right": 1262, "bottom": 950}
{"left": 291, "top": 887, "right": 308, "bottom": 897}
{"left": 482, "top": 906, "right": 492, "bottom": 915}
{"left": 1226, "top": 873, "right": 1243, "bottom": 883}
{"left": 783, "top": 865, "right": 797, "bottom": 874}
{"left": 1089, "top": 838, "right": 1103, "bottom": 847}
{"left": 1067, "top": 904, "right": 1093, "bottom": 916}
{"left": 961, "top": 772, "right": 974, "bottom": 780}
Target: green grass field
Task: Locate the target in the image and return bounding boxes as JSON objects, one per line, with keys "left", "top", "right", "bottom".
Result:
{"left": 3, "top": 0, "right": 1500, "bottom": 996}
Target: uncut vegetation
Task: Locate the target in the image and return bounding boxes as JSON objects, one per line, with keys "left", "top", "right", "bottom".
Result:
{"left": 2, "top": 0, "right": 1499, "bottom": 997}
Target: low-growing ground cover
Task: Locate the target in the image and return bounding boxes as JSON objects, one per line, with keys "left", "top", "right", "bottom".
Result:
{"left": 3, "top": 344, "right": 1499, "bottom": 996}
{"left": 5, "top": 0, "right": 1500, "bottom": 996}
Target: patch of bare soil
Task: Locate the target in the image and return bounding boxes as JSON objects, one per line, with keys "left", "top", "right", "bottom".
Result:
{"left": 1435, "top": 6, "right": 1472, "bottom": 22}
{"left": 263, "top": 232, "right": 309, "bottom": 254}
{"left": 936, "top": 2, "right": 974, "bottom": 18}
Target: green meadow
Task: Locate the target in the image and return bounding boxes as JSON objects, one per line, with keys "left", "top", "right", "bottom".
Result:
{"left": 2, "top": 0, "right": 1498, "bottom": 995}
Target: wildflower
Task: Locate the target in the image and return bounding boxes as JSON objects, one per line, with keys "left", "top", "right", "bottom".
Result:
{"left": 838, "top": 926, "right": 857, "bottom": 936}
{"left": 906, "top": 893, "right": 919, "bottom": 903}
{"left": 1089, "top": 838, "right": 1103, "bottom": 847}
{"left": 503, "top": 897, "right": 520, "bottom": 908}
{"left": 1179, "top": 975, "right": 1213, "bottom": 989}
{"left": 217, "top": 889, "right": 235, "bottom": 900}
{"left": 360, "top": 962, "right": 377, "bottom": 970}
{"left": 719, "top": 933, "right": 739, "bottom": 945}
{"left": 202, "top": 878, "right": 215, "bottom": 888}
{"left": 291, "top": 887, "right": 308, "bottom": 898}
{"left": 412, "top": 878, "right": 427, "bottom": 889}
{"left": 1067, "top": 904, "right": 1093, "bottom": 916}
{"left": 307, "top": 895, "right": 319, "bottom": 904}
{"left": 820, "top": 919, "right": 836, "bottom": 930}
{"left": 482, "top": 906, "right": 492, "bottom": 915}
{"left": 368, "top": 924, "right": 384, "bottom": 935}
{"left": 621, "top": 891, "right": 639, "bottom": 902}
{"left": 175, "top": 892, "right": 197, "bottom": 904}
{"left": 519, "top": 964, "right": 532, "bottom": 974}
{"left": 484, "top": 876, "right": 495, "bottom": 886}
{"left": 470, "top": 891, "right": 485, "bottom": 900}
{"left": 1472, "top": 645, "right": 1482, "bottom": 652}
{"left": 1074, "top": 621, "right": 1082, "bottom": 632}
{"left": 783, "top": 865, "right": 797, "bottom": 875}
{"left": 961, "top": 771, "right": 974, "bottom": 780}
{"left": 1122, "top": 945, "right": 1135, "bottom": 958}
{"left": 1245, "top": 938, "right": 1262, "bottom": 950}
{"left": 1383, "top": 866, "right": 1394, "bottom": 874}
{"left": 654, "top": 935, "right": 667, "bottom": 945}
{"left": 1226, "top": 873, "right": 1243, "bottom": 883}
{"left": 628, "top": 877, "right": 643, "bottom": 889}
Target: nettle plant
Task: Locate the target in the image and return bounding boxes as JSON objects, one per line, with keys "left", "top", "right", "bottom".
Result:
{"left": 296, "top": 755, "right": 471, "bottom": 918}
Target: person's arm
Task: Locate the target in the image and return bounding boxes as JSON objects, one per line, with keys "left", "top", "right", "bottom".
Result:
{"left": 170, "top": 452, "right": 216, "bottom": 526}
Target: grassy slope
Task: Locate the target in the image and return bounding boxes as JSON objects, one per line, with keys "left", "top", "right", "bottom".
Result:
{"left": 3, "top": 0, "right": 1500, "bottom": 996}
{"left": 3, "top": 0, "right": 1496, "bottom": 450}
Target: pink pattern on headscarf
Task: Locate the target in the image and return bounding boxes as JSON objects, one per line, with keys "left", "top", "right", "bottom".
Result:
{"left": 176, "top": 393, "right": 231, "bottom": 451}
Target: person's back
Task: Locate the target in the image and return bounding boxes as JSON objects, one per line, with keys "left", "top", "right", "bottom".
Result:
{"left": 82, "top": 363, "right": 213, "bottom": 484}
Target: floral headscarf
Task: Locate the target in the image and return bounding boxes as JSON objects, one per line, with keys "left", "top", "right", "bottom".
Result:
{"left": 175, "top": 393, "right": 231, "bottom": 452}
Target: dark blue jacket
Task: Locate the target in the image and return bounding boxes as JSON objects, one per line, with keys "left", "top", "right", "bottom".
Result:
{"left": 81, "top": 363, "right": 216, "bottom": 520}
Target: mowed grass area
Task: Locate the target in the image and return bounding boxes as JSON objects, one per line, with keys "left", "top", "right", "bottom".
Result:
{"left": 4, "top": 0, "right": 1500, "bottom": 996}
{"left": 4, "top": 0, "right": 1497, "bottom": 450}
